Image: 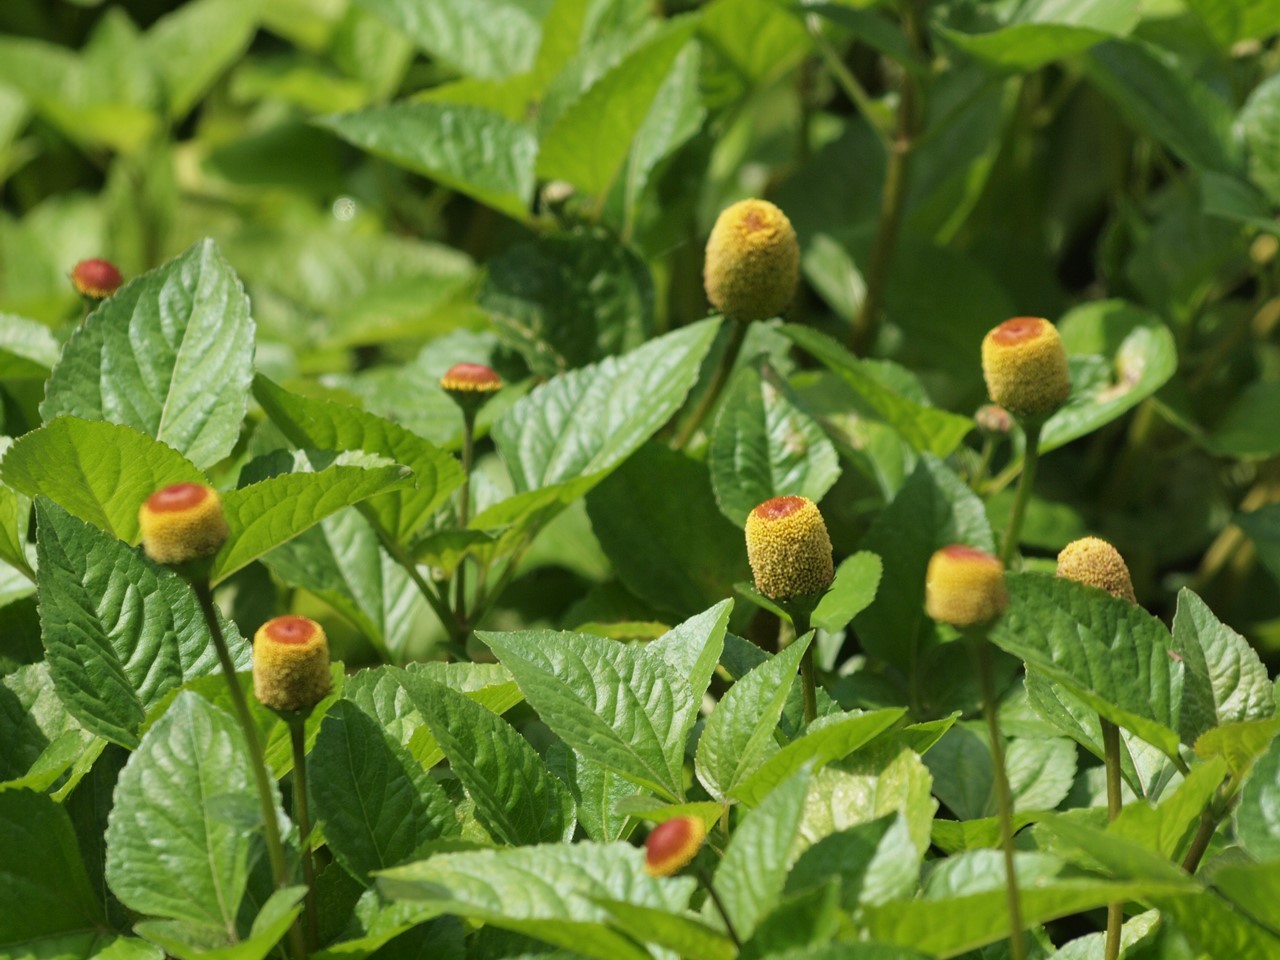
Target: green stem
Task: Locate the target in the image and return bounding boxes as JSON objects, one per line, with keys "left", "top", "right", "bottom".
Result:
{"left": 697, "top": 868, "right": 742, "bottom": 949}
{"left": 454, "top": 410, "right": 476, "bottom": 634}
{"left": 290, "top": 721, "right": 319, "bottom": 951}
{"left": 999, "top": 420, "right": 1041, "bottom": 568}
{"left": 1102, "top": 718, "right": 1123, "bottom": 960}
{"left": 804, "top": 14, "right": 891, "bottom": 150}
{"left": 672, "top": 320, "right": 748, "bottom": 450}
{"left": 193, "top": 581, "right": 306, "bottom": 960}
{"left": 976, "top": 639, "right": 1026, "bottom": 960}
{"left": 794, "top": 609, "right": 817, "bottom": 726}
{"left": 850, "top": 0, "right": 923, "bottom": 356}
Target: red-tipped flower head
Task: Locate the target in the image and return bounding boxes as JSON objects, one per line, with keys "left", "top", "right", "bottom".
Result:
{"left": 981, "top": 317, "right": 1070, "bottom": 420}
{"left": 925, "top": 544, "right": 1008, "bottom": 627}
{"left": 744, "top": 496, "right": 835, "bottom": 600}
{"left": 704, "top": 199, "right": 800, "bottom": 322}
{"left": 1056, "top": 536, "right": 1136, "bottom": 604}
{"left": 138, "top": 483, "right": 229, "bottom": 566}
{"left": 252, "top": 616, "right": 332, "bottom": 714}
{"left": 644, "top": 816, "right": 707, "bottom": 877}
{"left": 71, "top": 259, "right": 123, "bottom": 300}
{"left": 440, "top": 362, "right": 503, "bottom": 412}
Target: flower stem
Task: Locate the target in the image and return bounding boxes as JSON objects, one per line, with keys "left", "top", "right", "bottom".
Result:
{"left": 976, "top": 638, "right": 1026, "bottom": 960}
{"left": 192, "top": 579, "right": 306, "bottom": 960}
{"left": 454, "top": 409, "right": 476, "bottom": 634}
{"left": 672, "top": 320, "right": 747, "bottom": 450}
{"left": 793, "top": 609, "right": 817, "bottom": 725}
{"left": 1000, "top": 420, "right": 1041, "bottom": 568}
{"left": 290, "top": 720, "right": 319, "bottom": 951}
{"left": 1102, "top": 718, "right": 1123, "bottom": 960}
{"left": 697, "top": 867, "right": 742, "bottom": 949}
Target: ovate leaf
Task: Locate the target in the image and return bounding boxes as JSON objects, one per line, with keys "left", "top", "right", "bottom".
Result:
{"left": 2, "top": 418, "right": 205, "bottom": 544}
{"left": 41, "top": 239, "right": 255, "bottom": 470}
{"left": 104, "top": 693, "right": 275, "bottom": 930}
{"left": 309, "top": 699, "right": 460, "bottom": 882}
{"left": 36, "top": 498, "right": 248, "bottom": 749}
{"left": 1237, "top": 734, "right": 1280, "bottom": 862}
{"left": 1171, "top": 588, "right": 1274, "bottom": 727}
{"left": 811, "top": 551, "right": 882, "bottom": 634}
{"left": 481, "top": 629, "right": 695, "bottom": 801}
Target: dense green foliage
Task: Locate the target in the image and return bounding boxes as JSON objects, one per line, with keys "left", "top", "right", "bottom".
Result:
{"left": 2, "top": 1, "right": 1280, "bottom": 959}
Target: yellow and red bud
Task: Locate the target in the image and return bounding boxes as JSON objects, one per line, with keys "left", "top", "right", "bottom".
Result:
{"left": 71, "top": 258, "right": 123, "bottom": 300}
{"left": 252, "top": 616, "right": 332, "bottom": 714}
{"left": 703, "top": 199, "right": 800, "bottom": 323}
{"left": 1056, "top": 536, "right": 1136, "bottom": 604}
{"left": 745, "top": 496, "right": 835, "bottom": 601}
{"left": 440, "top": 362, "right": 503, "bottom": 412}
{"left": 925, "top": 544, "right": 1008, "bottom": 628}
{"left": 644, "top": 816, "right": 707, "bottom": 877}
{"left": 980, "top": 317, "right": 1070, "bottom": 420}
{"left": 138, "top": 483, "right": 229, "bottom": 566}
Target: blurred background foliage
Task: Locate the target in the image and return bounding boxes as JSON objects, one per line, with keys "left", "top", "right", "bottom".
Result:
{"left": 2, "top": 0, "right": 1279, "bottom": 669}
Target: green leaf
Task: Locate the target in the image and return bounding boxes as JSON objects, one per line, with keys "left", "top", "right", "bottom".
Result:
{"left": 1083, "top": 39, "right": 1237, "bottom": 174}
{"left": 591, "top": 898, "right": 733, "bottom": 960}
{"left": 1238, "top": 503, "right": 1280, "bottom": 588}
{"left": 781, "top": 325, "right": 973, "bottom": 457}
{"left": 261, "top": 509, "right": 427, "bottom": 662}
{"left": 478, "top": 229, "right": 654, "bottom": 376}
{"left": 937, "top": 0, "right": 1139, "bottom": 72}
{"left": 786, "top": 814, "right": 919, "bottom": 911}
{"left": 732, "top": 708, "right": 906, "bottom": 807}
{"left": 417, "top": 679, "right": 575, "bottom": 845}
{"left": 586, "top": 443, "right": 749, "bottom": 619}
{"left": 1210, "top": 860, "right": 1280, "bottom": 937}
{"left": 481, "top": 628, "right": 695, "bottom": 802}
{"left": 0, "top": 789, "right": 103, "bottom": 944}
{"left": 133, "top": 886, "right": 305, "bottom": 960}
{"left": 1110, "top": 757, "right": 1227, "bottom": 860}
{"left": 1204, "top": 381, "right": 1280, "bottom": 459}
{"left": 41, "top": 239, "right": 255, "bottom": 470}
{"left": 990, "top": 574, "right": 1212, "bottom": 759}
{"left": 1238, "top": 73, "right": 1280, "bottom": 206}
{"left": 210, "top": 458, "right": 414, "bottom": 583}
{"left": 253, "top": 375, "right": 463, "bottom": 543}
{"left": 862, "top": 851, "right": 1186, "bottom": 958}
{"left": 343, "top": 665, "right": 450, "bottom": 771}
{"left": 0, "top": 442, "right": 34, "bottom": 583}
{"left": 2, "top": 418, "right": 205, "bottom": 544}
{"left": 645, "top": 600, "right": 733, "bottom": 709}
{"left": 546, "top": 744, "right": 638, "bottom": 843}
{"left": 1184, "top": 0, "right": 1280, "bottom": 46}
{"left": 318, "top": 102, "right": 536, "bottom": 221}
{"left": 853, "top": 455, "right": 994, "bottom": 678}
{"left": 493, "top": 317, "right": 721, "bottom": 492}
{"left": 0, "top": 313, "right": 60, "bottom": 379}
{"left": 712, "top": 770, "right": 810, "bottom": 941}
{"left": 143, "top": 0, "right": 261, "bottom": 118}
{"left": 35, "top": 498, "right": 248, "bottom": 748}
{"left": 1172, "top": 588, "right": 1275, "bottom": 727}
{"left": 1237, "top": 734, "right": 1280, "bottom": 862}
{"left": 1041, "top": 301, "right": 1178, "bottom": 453}
{"left": 708, "top": 364, "right": 841, "bottom": 526}
{"left": 352, "top": 0, "right": 552, "bottom": 80}
{"left": 379, "top": 842, "right": 694, "bottom": 960}
{"left": 308, "top": 699, "right": 460, "bottom": 882}
{"left": 811, "top": 551, "right": 882, "bottom": 634}
{"left": 538, "top": 21, "right": 694, "bottom": 195}
{"left": 0, "top": 662, "right": 99, "bottom": 795}
{"left": 104, "top": 693, "right": 276, "bottom": 930}
{"left": 695, "top": 634, "right": 810, "bottom": 802}
{"left": 926, "top": 725, "right": 1077, "bottom": 819}
{"left": 1195, "top": 717, "right": 1280, "bottom": 777}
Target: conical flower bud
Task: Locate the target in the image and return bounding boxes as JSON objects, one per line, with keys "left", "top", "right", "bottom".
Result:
{"left": 70, "top": 258, "right": 123, "bottom": 300}
{"left": 745, "top": 496, "right": 834, "bottom": 600}
{"left": 138, "top": 483, "right": 229, "bottom": 566}
{"left": 703, "top": 199, "right": 800, "bottom": 322}
{"left": 440, "top": 362, "right": 503, "bottom": 413}
{"left": 252, "top": 616, "right": 332, "bottom": 714}
{"left": 1056, "top": 536, "right": 1136, "bottom": 604}
{"left": 644, "top": 816, "right": 707, "bottom": 877}
{"left": 981, "top": 317, "right": 1070, "bottom": 420}
{"left": 925, "top": 544, "right": 1008, "bottom": 627}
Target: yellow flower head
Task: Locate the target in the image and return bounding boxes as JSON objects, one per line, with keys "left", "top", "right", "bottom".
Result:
{"left": 981, "top": 317, "right": 1070, "bottom": 420}
{"left": 138, "top": 483, "right": 229, "bottom": 566}
{"left": 252, "top": 616, "right": 331, "bottom": 714}
{"left": 644, "top": 816, "right": 707, "bottom": 877}
{"left": 925, "top": 544, "right": 1008, "bottom": 627}
{"left": 71, "top": 258, "right": 123, "bottom": 300}
{"left": 1056, "top": 536, "right": 1136, "bottom": 604}
{"left": 703, "top": 199, "right": 800, "bottom": 323}
{"left": 745, "top": 495, "right": 834, "bottom": 600}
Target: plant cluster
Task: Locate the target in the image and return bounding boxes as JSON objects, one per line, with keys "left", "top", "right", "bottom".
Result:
{"left": 2, "top": 1, "right": 1280, "bottom": 960}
